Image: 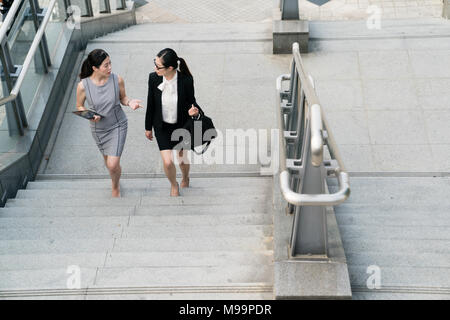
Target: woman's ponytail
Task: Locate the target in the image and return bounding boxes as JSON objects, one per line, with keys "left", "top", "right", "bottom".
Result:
{"left": 79, "top": 49, "right": 109, "bottom": 79}
{"left": 79, "top": 58, "right": 93, "bottom": 79}
{"left": 178, "top": 57, "right": 192, "bottom": 78}
{"left": 157, "top": 48, "right": 193, "bottom": 78}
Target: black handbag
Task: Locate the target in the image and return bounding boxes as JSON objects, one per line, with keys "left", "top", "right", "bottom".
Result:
{"left": 181, "top": 104, "right": 217, "bottom": 155}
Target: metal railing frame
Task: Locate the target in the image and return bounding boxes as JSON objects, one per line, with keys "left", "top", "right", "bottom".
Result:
{"left": 0, "top": 0, "right": 56, "bottom": 105}
{"left": 0, "top": 0, "right": 55, "bottom": 135}
{"left": 277, "top": 42, "right": 350, "bottom": 258}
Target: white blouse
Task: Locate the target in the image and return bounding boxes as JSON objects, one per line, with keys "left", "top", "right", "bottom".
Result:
{"left": 158, "top": 72, "right": 178, "bottom": 124}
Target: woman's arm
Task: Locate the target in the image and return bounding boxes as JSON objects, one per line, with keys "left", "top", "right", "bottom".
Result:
{"left": 76, "top": 81, "right": 100, "bottom": 122}
{"left": 185, "top": 76, "right": 199, "bottom": 117}
{"left": 76, "top": 81, "right": 87, "bottom": 111}
{"left": 118, "top": 75, "right": 142, "bottom": 110}
{"left": 145, "top": 73, "right": 155, "bottom": 131}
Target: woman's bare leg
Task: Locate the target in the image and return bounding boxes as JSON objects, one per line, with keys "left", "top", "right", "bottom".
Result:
{"left": 161, "top": 150, "right": 179, "bottom": 196}
{"left": 177, "top": 149, "right": 190, "bottom": 188}
{"left": 105, "top": 156, "right": 122, "bottom": 197}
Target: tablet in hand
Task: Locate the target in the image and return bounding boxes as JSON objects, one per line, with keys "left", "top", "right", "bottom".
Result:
{"left": 72, "top": 109, "right": 104, "bottom": 120}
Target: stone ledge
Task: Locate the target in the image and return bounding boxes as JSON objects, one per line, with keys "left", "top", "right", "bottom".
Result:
{"left": 273, "top": 19, "right": 309, "bottom": 54}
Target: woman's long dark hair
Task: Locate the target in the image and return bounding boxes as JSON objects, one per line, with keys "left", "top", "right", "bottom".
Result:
{"left": 157, "top": 48, "right": 192, "bottom": 78}
{"left": 79, "top": 49, "right": 109, "bottom": 79}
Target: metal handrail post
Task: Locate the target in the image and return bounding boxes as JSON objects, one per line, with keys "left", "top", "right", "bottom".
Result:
{"left": 276, "top": 42, "right": 351, "bottom": 259}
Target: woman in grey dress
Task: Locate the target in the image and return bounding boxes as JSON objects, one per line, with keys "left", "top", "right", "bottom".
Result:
{"left": 76, "top": 49, "right": 142, "bottom": 197}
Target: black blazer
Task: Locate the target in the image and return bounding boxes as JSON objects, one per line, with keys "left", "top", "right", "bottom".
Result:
{"left": 145, "top": 71, "right": 197, "bottom": 131}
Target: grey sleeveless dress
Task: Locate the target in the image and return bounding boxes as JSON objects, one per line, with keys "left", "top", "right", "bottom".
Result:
{"left": 82, "top": 73, "right": 128, "bottom": 157}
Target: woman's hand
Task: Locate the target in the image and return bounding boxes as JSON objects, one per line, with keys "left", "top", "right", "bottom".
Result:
{"left": 145, "top": 130, "right": 153, "bottom": 141}
{"left": 188, "top": 104, "right": 199, "bottom": 117}
{"left": 128, "top": 99, "right": 142, "bottom": 110}
{"left": 90, "top": 115, "right": 101, "bottom": 123}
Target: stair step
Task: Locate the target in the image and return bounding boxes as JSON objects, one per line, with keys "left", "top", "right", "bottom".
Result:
{"left": 0, "top": 251, "right": 273, "bottom": 271}
{"left": 83, "top": 291, "right": 274, "bottom": 300}
{"left": 0, "top": 214, "right": 271, "bottom": 228}
{"left": 1, "top": 290, "right": 274, "bottom": 300}
{"left": 30, "top": 177, "right": 271, "bottom": 189}
{"left": 0, "top": 253, "right": 107, "bottom": 271}
{"left": 0, "top": 237, "right": 273, "bottom": 254}
{"left": 103, "top": 251, "right": 273, "bottom": 268}
{"left": 351, "top": 291, "right": 450, "bottom": 300}
{"left": 0, "top": 265, "right": 273, "bottom": 290}
{"left": 15, "top": 186, "right": 271, "bottom": 199}
{"left": 338, "top": 225, "right": 450, "bottom": 240}
{"left": 0, "top": 225, "right": 272, "bottom": 240}
{"left": 347, "top": 265, "right": 450, "bottom": 288}
{"left": 0, "top": 205, "right": 270, "bottom": 217}
{"left": 344, "top": 252, "right": 450, "bottom": 268}
{"left": 92, "top": 22, "right": 272, "bottom": 42}
{"left": 334, "top": 203, "right": 450, "bottom": 212}
{"left": 92, "top": 265, "right": 274, "bottom": 288}
{"left": 341, "top": 239, "right": 450, "bottom": 254}
{"left": 336, "top": 215, "right": 450, "bottom": 227}
{"left": 5, "top": 195, "right": 270, "bottom": 208}
{"left": 0, "top": 268, "right": 97, "bottom": 290}
{"left": 111, "top": 237, "right": 274, "bottom": 253}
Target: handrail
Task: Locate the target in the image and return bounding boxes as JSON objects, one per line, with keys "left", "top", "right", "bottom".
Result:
{"left": 276, "top": 43, "right": 350, "bottom": 206}
{"left": 0, "top": 0, "right": 57, "bottom": 107}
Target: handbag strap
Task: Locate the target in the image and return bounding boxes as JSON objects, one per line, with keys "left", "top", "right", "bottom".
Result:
{"left": 192, "top": 140, "right": 212, "bottom": 155}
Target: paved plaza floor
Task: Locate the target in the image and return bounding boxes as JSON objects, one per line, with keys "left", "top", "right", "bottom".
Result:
{"left": 136, "top": 0, "right": 444, "bottom": 23}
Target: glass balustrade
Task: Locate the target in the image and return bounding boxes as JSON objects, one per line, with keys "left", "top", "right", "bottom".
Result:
{"left": 0, "top": 0, "right": 129, "bottom": 139}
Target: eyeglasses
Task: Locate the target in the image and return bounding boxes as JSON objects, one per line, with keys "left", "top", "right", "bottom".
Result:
{"left": 154, "top": 59, "right": 167, "bottom": 70}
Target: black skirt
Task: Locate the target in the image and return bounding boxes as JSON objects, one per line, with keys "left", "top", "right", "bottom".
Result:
{"left": 154, "top": 122, "right": 184, "bottom": 151}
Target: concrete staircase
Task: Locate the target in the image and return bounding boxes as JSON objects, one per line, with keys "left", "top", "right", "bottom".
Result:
{"left": 0, "top": 177, "right": 274, "bottom": 299}
{"left": 329, "top": 176, "right": 450, "bottom": 300}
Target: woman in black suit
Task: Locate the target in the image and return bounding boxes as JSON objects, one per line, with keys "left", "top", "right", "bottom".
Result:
{"left": 145, "top": 48, "right": 199, "bottom": 197}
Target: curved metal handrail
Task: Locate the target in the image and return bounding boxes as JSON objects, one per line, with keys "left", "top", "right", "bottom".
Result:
{"left": 276, "top": 43, "right": 350, "bottom": 206}
{"left": 0, "top": 0, "right": 57, "bottom": 107}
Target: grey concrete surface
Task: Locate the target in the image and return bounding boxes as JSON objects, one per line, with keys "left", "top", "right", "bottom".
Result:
{"left": 41, "top": 22, "right": 291, "bottom": 175}
{"left": 0, "top": 177, "right": 274, "bottom": 298}
{"left": 302, "top": 18, "right": 450, "bottom": 173}
{"left": 4, "top": 0, "right": 450, "bottom": 300}
{"left": 330, "top": 177, "right": 450, "bottom": 299}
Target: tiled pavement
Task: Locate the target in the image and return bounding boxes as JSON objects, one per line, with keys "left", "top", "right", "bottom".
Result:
{"left": 136, "top": 0, "right": 444, "bottom": 23}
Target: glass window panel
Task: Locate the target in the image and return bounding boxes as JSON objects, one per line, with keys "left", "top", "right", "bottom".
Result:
{"left": 69, "top": 0, "right": 90, "bottom": 17}
{"left": 99, "top": 0, "right": 111, "bottom": 13}
{"left": 115, "top": 0, "right": 126, "bottom": 10}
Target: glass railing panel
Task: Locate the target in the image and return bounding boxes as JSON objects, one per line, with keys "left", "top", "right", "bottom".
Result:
{"left": 21, "top": 49, "right": 46, "bottom": 114}
{"left": 6, "top": 0, "right": 29, "bottom": 48}
{"left": 7, "top": 0, "right": 34, "bottom": 67}
{"left": 37, "top": 0, "right": 66, "bottom": 60}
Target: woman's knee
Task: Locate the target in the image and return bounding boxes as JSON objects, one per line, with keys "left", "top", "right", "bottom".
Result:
{"left": 106, "top": 159, "right": 121, "bottom": 172}
{"left": 163, "top": 158, "right": 174, "bottom": 170}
